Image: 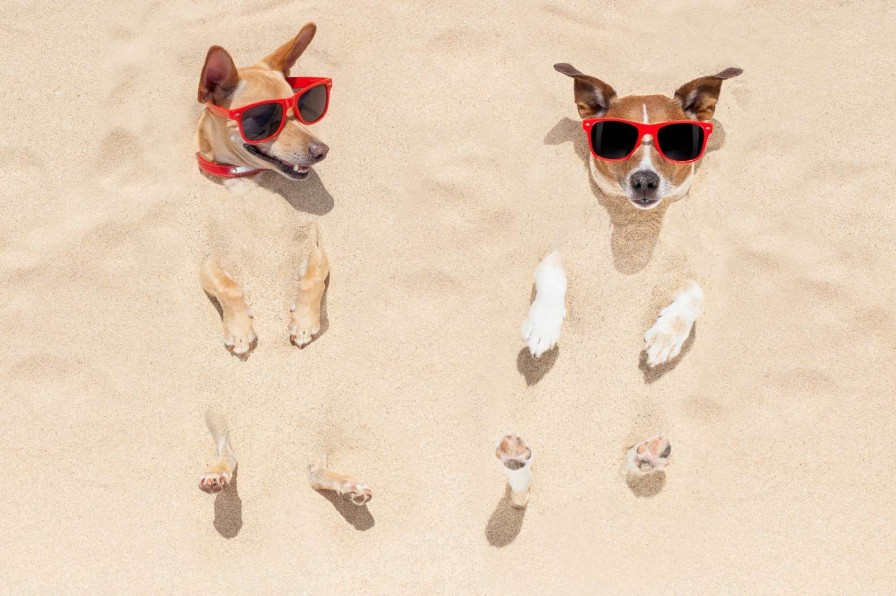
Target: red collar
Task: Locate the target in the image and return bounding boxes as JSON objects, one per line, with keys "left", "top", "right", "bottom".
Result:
{"left": 196, "top": 152, "right": 267, "bottom": 178}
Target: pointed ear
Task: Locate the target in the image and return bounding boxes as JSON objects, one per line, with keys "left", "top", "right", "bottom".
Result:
{"left": 263, "top": 23, "right": 317, "bottom": 76}
{"left": 674, "top": 67, "right": 742, "bottom": 120}
{"left": 198, "top": 46, "right": 239, "bottom": 104}
{"left": 554, "top": 63, "right": 617, "bottom": 118}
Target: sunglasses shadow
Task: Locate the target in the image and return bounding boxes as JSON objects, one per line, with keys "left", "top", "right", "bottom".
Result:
{"left": 255, "top": 168, "right": 335, "bottom": 216}
{"left": 544, "top": 117, "right": 666, "bottom": 276}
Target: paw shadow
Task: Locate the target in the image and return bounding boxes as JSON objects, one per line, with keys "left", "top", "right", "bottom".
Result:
{"left": 517, "top": 346, "right": 559, "bottom": 386}
{"left": 544, "top": 117, "right": 665, "bottom": 275}
{"left": 256, "top": 169, "right": 334, "bottom": 215}
{"left": 639, "top": 325, "right": 697, "bottom": 384}
{"left": 203, "top": 291, "right": 256, "bottom": 361}
{"left": 625, "top": 470, "right": 667, "bottom": 498}
{"left": 485, "top": 486, "right": 526, "bottom": 547}
{"left": 214, "top": 466, "right": 243, "bottom": 538}
{"left": 315, "top": 489, "right": 375, "bottom": 531}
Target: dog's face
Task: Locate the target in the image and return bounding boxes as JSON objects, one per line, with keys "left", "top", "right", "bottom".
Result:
{"left": 198, "top": 23, "right": 328, "bottom": 180}
{"left": 556, "top": 64, "right": 741, "bottom": 210}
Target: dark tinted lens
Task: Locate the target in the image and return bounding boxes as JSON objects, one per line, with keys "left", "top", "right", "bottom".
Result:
{"left": 240, "top": 102, "right": 283, "bottom": 141}
{"left": 657, "top": 123, "right": 705, "bottom": 161}
{"left": 297, "top": 85, "right": 328, "bottom": 123}
{"left": 590, "top": 120, "right": 639, "bottom": 159}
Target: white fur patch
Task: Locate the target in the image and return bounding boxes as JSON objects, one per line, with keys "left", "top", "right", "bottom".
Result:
{"left": 521, "top": 251, "right": 567, "bottom": 357}
{"left": 643, "top": 281, "right": 705, "bottom": 367}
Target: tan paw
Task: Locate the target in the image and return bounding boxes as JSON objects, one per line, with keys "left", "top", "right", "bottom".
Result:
{"left": 496, "top": 433, "right": 532, "bottom": 470}
{"left": 223, "top": 309, "right": 257, "bottom": 358}
{"left": 338, "top": 482, "right": 373, "bottom": 506}
{"left": 199, "top": 468, "right": 232, "bottom": 494}
{"left": 288, "top": 305, "right": 320, "bottom": 349}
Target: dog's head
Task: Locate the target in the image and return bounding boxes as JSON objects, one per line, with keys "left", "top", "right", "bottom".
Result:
{"left": 198, "top": 23, "right": 328, "bottom": 180}
{"left": 555, "top": 64, "right": 741, "bottom": 210}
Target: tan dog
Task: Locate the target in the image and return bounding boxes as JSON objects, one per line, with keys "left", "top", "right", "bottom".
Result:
{"left": 522, "top": 66, "right": 741, "bottom": 368}
{"left": 197, "top": 23, "right": 328, "bottom": 180}
{"left": 196, "top": 24, "right": 331, "bottom": 356}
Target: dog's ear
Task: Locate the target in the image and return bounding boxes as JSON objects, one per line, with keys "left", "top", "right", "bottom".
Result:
{"left": 198, "top": 46, "right": 239, "bottom": 104}
{"left": 263, "top": 23, "right": 316, "bottom": 76}
{"left": 554, "top": 63, "right": 617, "bottom": 118}
{"left": 674, "top": 67, "right": 742, "bottom": 120}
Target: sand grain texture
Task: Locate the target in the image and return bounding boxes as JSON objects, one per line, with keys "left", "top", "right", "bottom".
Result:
{"left": 1, "top": 0, "right": 895, "bottom": 592}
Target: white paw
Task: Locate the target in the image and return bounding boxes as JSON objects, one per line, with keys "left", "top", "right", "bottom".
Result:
{"left": 521, "top": 298, "right": 566, "bottom": 357}
{"left": 643, "top": 283, "right": 704, "bottom": 367}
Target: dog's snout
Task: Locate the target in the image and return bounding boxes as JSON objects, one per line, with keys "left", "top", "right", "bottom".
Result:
{"left": 309, "top": 142, "right": 329, "bottom": 161}
{"left": 628, "top": 169, "right": 661, "bottom": 208}
{"left": 630, "top": 170, "right": 660, "bottom": 191}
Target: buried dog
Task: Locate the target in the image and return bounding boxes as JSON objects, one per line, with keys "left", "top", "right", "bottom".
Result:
{"left": 522, "top": 64, "right": 742, "bottom": 368}
{"left": 196, "top": 23, "right": 331, "bottom": 356}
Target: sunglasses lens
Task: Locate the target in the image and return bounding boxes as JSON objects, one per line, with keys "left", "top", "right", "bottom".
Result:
{"left": 590, "top": 120, "right": 639, "bottom": 159}
{"left": 657, "top": 123, "right": 705, "bottom": 161}
{"left": 297, "top": 85, "right": 328, "bottom": 123}
{"left": 241, "top": 102, "right": 284, "bottom": 141}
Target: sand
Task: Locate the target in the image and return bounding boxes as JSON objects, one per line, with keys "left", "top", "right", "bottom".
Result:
{"left": 2, "top": 0, "right": 895, "bottom": 592}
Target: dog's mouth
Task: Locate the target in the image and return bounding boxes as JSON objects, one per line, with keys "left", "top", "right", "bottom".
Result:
{"left": 628, "top": 195, "right": 662, "bottom": 210}
{"left": 244, "top": 144, "right": 311, "bottom": 180}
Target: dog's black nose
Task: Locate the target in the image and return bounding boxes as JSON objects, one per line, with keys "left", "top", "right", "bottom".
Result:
{"left": 309, "top": 142, "right": 329, "bottom": 161}
{"left": 630, "top": 169, "right": 660, "bottom": 192}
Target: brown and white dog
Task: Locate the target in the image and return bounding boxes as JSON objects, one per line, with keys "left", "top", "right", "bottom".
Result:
{"left": 521, "top": 65, "right": 741, "bottom": 367}
{"left": 196, "top": 24, "right": 330, "bottom": 356}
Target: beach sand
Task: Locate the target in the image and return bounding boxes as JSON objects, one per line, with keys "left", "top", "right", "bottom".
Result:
{"left": 2, "top": 0, "right": 895, "bottom": 592}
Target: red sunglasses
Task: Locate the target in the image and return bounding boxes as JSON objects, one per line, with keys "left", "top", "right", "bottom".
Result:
{"left": 205, "top": 76, "right": 332, "bottom": 144}
{"left": 582, "top": 118, "right": 713, "bottom": 163}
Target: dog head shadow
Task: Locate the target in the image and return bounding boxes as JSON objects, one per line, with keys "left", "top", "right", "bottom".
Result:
{"left": 214, "top": 465, "right": 243, "bottom": 539}
{"left": 485, "top": 485, "right": 527, "bottom": 547}
{"left": 256, "top": 169, "right": 334, "bottom": 215}
{"left": 200, "top": 168, "right": 334, "bottom": 215}
{"left": 315, "top": 489, "right": 375, "bottom": 531}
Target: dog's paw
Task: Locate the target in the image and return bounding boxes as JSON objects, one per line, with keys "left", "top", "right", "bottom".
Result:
{"left": 496, "top": 433, "right": 532, "bottom": 470}
{"left": 626, "top": 434, "right": 671, "bottom": 475}
{"left": 338, "top": 482, "right": 373, "bottom": 506}
{"left": 223, "top": 309, "right": 257, "bottom": 358}
{"left": 644, "top": 310, "right": 692, "bottom": 367}
{"left": 199, "top": 467, "right": 232, "bottom": 494}
{"left": 643, "top": 282, "right": 703, "bottom": 368}
{"left": 521, "top": 299, "right": 565, "bottom": 357}
{"left": 288, "top": 305, "right": 321, "bottom": 348}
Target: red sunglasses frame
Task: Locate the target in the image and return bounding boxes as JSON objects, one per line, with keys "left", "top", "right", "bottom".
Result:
{"left": 204, "top": 76, "right": 332, "bottom": 144}
{"left": 581, "top": 118, "right": 713, "bottom": 164}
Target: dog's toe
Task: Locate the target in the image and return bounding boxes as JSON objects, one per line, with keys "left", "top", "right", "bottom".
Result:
{"left": 521, "top": 299, "right": 565, "bottom": 357}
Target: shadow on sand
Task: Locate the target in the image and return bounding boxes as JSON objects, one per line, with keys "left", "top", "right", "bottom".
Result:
{"left": 214, "top": 466, "right": 243, "bottom": 538}
{"left": 485, "top": 486, "right": 527, "bottom": 547}
{"left": 314, "top": 489, "right": 375, "bottom": 531}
